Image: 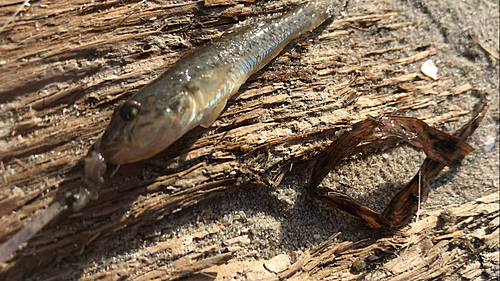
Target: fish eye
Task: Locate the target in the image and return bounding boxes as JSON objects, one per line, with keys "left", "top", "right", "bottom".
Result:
{"left": 120, "top": 100, "right": 141, "bottom": 121}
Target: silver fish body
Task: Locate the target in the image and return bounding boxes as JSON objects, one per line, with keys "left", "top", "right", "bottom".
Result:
{"left": 100, "top": 0, "right": 339, "bottom": 164}
{"left": 72, "top": 0, "right": 343, "bottom": 211}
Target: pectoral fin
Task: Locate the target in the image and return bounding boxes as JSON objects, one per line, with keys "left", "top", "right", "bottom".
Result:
{"left": 200, "top": 98, "right": 227, "bottom": 128}
{"left": 187, "top": 64, "right": 235, "bottom": 129}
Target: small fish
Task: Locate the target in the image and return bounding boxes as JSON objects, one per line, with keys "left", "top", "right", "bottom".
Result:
{"left": 70, "top": 1, "right": 345, "bottom": 210}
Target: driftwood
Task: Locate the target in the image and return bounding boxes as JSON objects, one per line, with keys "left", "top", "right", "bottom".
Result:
{"left": 0, "top": 0, "right": 498, "bottom": 280}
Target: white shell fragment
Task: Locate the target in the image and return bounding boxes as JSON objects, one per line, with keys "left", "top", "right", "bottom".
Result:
{"left": 482, "top": 135, "right": 496, "bottom": 153}
{"left": 421, "top": 59, "right": 438, "bottom": 80}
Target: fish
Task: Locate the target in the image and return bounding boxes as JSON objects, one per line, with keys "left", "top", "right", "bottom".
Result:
{"left": 69, "top": 0, "right": 345, "bottom": 211}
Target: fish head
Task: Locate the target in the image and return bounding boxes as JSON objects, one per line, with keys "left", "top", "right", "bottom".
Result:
{"left": 75, "top": 87, "right": 196, "bottom": 210}
{"left": 98, "top": 90, "right": 195, "bottom": 165}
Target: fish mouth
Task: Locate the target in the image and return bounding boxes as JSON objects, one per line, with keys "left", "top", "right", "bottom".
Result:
{"left": 67, "top": 141, "right": 108, "bottom": 212}
{"left": 70, "top": 135, "right": 171, "bottom": 211}
{"left": 103, "top": 137, "right": 173, "bottom": 165}
{"left": 83, "top": 149, "right": 107, "bottom": 195}
{"left": 98, "top": 135, "right": 140, "bottom": 165}
{"left": 98, "top": 141, "right": 135, "bottom": 165}
{"left": 103, "top": 148, "right": 134, "bottom": 165}
{"left": 82, "top": 138, "right": 107, "bottom": 202}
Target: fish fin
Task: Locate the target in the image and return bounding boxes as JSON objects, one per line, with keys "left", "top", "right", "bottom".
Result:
{"left": 187, "top": 64, "right": 234, "bottom": 129}
{"left": 200, "top": 98, "right": 227, "bottom": 128}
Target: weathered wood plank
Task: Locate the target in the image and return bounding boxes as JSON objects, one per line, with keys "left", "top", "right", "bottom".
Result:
{"left": 0, "top": 0, "right": 498, "bottom": 280}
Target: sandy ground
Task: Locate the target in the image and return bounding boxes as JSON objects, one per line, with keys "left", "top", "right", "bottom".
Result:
{"left": 0, "top": 0, "right": 498, "bottom": 280}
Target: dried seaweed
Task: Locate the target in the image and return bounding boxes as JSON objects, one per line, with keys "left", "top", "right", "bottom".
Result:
{"left": 309, "top": 96, "right": 488, "bottom": 228}
{"left": 383, "top": 97, "right": 489, "bottom": 226}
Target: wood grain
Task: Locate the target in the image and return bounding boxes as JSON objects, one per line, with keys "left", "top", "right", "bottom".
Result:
{"left": 0, "top": 0, "right": 494, "bottom": 280}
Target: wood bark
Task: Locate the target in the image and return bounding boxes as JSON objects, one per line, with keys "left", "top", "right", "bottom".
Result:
{"left": 0, "top": 0, "right": 497, "bottom": 280}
